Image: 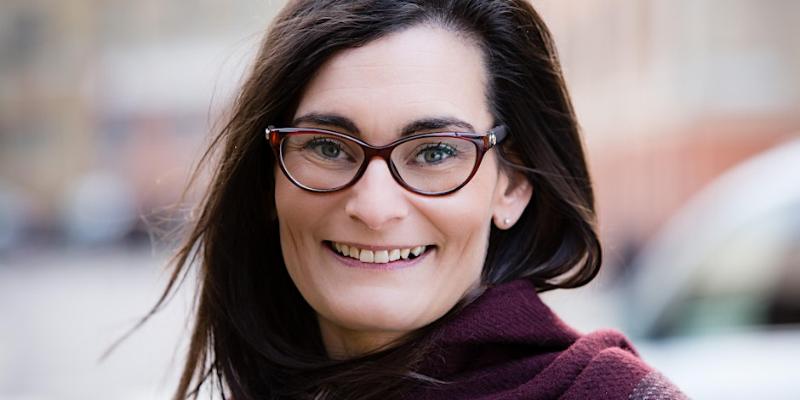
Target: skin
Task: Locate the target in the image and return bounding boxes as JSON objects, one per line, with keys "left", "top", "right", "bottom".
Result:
{"left": 274, "top": 24, "right": 532, "bottom": 359}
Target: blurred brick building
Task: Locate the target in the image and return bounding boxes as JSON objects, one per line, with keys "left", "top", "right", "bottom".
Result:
{"left": 539, "top": 0, "right": 800, "bottom": 271}
{"left": 0, "top": 0, "right": 274, "bottom": 244}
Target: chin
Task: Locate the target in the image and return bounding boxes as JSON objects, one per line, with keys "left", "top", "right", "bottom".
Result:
{"left": 323, "top": 289, "right": 441, "bottom": 333}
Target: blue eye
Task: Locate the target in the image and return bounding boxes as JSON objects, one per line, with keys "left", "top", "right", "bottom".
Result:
{"left": 305, "top": 137, "right": 346, "bottom": 159}
{"left": 415, "top": 143, "right": 457, "bottom": 165}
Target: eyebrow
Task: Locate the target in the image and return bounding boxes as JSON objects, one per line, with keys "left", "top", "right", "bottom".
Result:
{"left": 291, "top": 113, "right": 477, "bottom": 137}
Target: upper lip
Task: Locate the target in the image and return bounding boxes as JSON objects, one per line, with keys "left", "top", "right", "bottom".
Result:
{"left": 325, "top": 240, "right": 434, "bottom": 251}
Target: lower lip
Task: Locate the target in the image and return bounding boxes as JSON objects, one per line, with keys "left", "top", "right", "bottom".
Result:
{"left": 324, "top": 242, "right": 434, "bottom": 271}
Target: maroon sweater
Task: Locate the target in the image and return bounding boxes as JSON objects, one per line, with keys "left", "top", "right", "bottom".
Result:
{"left": 404, "top": 279, "right": 688, "bottom": 400}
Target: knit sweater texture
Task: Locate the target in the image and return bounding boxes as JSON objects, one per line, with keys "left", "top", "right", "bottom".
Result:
{"left": 402, "top": 279, "right": 688, "bottom": 400}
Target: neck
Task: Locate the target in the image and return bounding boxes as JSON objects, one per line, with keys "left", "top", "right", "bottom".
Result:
{"left": 317, "top": 315, "right": 406, "bottom": 360}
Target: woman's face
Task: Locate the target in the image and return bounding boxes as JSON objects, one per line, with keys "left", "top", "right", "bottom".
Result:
{"left": 274, "top": 25, "right": 530, "bottom": 357}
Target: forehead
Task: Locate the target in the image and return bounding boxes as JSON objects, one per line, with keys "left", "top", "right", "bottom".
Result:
{"left": 293, "top": 24, "right": 493, "bottom": 143}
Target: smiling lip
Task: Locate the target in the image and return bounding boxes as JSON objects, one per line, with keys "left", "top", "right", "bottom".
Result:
{"left": 323, "top": 241, "right": 434, "bottom": 270}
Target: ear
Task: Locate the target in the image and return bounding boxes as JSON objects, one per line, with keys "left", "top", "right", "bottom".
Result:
{"left": 492, "top": 169, "right": 533, "bottom": 230}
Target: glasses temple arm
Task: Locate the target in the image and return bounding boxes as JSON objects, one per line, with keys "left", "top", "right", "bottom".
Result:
{"left": 491, "top": 125, "right": 508, "bottom": 146}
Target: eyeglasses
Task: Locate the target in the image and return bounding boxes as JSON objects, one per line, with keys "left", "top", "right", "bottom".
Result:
{"left": 266, "top": 125, "right": 507, "bottom": 196}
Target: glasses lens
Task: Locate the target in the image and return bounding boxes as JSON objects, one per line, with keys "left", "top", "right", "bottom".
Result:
{"left": 392, "top": 136, "right": 478, "bottom": 193}
{"left": 281, "top": 132, "right": 364, "bottom": 190}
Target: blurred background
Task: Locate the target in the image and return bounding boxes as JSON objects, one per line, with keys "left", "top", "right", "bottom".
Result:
{"left": 0, "top": 0, "right": 798, "bottom": 399}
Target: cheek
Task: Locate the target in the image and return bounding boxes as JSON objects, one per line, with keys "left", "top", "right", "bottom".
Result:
{"left": 274, "top": 175, "right": 321, "bottom": 283}
{"left": 417, "top": 163, "right": 498, "bottom": 281}
{"left": 275, "top": 175, "right": 302, "bottom": 241}
{"left": 428, "top": 159, "right": 498, "bottom": 247}
{"left": 275, "top": 172, "right": 325, "bottom": 235}
{"left": 274, "top": 176, "right": 350, "bottom": 324}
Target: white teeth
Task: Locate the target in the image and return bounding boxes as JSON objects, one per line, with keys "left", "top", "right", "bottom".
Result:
{"left": 331, "top": 242, "right": 430, "bottom": 264}
{"left": 359, "top": 250, "right": 374, "bottom": 262}
{"left": 374, "top": 250, "right": 389, "bottom": 263}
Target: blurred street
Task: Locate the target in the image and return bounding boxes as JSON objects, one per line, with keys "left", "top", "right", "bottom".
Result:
{"left": 0, "top": 248, "right": 191, "bottom": 400}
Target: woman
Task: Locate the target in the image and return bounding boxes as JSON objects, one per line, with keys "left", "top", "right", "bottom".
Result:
{"left": 155, "top": 1, "right": 687, "bottom": 399}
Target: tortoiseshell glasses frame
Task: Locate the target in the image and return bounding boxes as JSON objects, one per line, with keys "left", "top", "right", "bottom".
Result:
{"left": 265, "top": 125, "right": 507, "bottom": 196}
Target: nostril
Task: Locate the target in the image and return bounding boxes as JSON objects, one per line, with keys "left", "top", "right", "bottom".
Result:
{"left": 343, "top": 193, "right": 410, "bottom": 231}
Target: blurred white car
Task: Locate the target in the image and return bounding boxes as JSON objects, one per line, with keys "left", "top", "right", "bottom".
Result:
{"left": 624, "top": 137, "right": 800, "bottom": 399}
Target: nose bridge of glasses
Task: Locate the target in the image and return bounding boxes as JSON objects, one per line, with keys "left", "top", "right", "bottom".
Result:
{"left": 357, "top": 151, "right": 401, "bottom": 187}
{"left": 361, "top": 145, "right": 394, "bottom": 162}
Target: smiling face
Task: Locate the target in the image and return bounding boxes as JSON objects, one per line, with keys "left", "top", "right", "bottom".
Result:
{"left": 274, "top": 24, "right": 531, "bottom": 358}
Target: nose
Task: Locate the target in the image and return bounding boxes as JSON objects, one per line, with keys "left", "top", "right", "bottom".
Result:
{"left": 344, "top": 157, "right": 410, "bottom": 230}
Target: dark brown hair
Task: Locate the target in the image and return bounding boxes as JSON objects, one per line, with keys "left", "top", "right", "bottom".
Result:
{"left": 151, "top": 1, "right": 601, "bottom": 399}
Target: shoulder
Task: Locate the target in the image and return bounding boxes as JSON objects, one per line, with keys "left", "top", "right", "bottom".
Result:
{"left": 558, "top": 330, "right": 689, "bottom": 400}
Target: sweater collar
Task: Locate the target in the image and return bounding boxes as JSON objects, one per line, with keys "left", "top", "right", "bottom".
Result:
{"left": 417, "top": 279, "right": 580, "bottom": 378}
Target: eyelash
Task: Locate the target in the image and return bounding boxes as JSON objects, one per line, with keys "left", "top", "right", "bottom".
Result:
{"left": 418, "top": 143, "right": 456, "bottom": 155}
{"left": 305, "top": 137, "right": 343, "bottom": 150}
{"left": 303, "top": 137, "right": 344, "bottom": 151}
